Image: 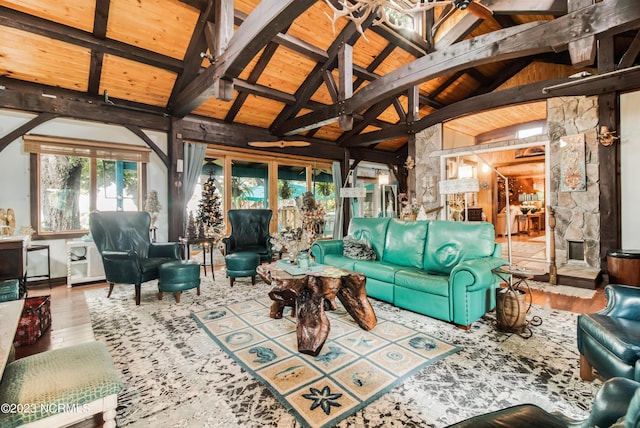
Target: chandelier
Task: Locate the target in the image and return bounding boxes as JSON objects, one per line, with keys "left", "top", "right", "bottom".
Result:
{"left": 324, "top": 0, "right": 492, "bottom": 35}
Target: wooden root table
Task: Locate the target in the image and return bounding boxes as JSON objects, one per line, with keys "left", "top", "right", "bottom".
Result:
{"left": 257, "top": 262, "right": 377, "bottom": 356}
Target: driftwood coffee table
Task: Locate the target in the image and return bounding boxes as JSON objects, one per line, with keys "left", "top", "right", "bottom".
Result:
{"left": 257, "top": 262, "right": 377, "bottom": 356}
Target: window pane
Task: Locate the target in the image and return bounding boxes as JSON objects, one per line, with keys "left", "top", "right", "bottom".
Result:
{"left": 96, "top": 160, "right": 140, "bottom": 211}
{"left": 278, "top": 165, "right": 307, "bottom": 231}
{"left": 40, "top": 154, "right": 90, "bottom": 232}
{"left": 231, "top": 160, "right": 268, "bottom": 209}
{"left": 312, "top": 167, "right": 335, "bottom": 238}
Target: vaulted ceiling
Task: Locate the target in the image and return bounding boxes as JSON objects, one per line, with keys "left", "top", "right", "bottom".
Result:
{"left": 1, "top": 0, "right": 640, "bottom": 164}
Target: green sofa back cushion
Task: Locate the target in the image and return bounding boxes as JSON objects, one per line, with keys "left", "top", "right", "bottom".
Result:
{"left": 423, "top": 220, "right": 496, "bottom": 275}
{"left": 382, "top": 219, "right": 429, "bottom": 268}
{"left": 348, "top": 217, "right": 391, "bottom": 261}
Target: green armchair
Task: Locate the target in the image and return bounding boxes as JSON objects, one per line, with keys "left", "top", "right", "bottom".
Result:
{"left": 89, "top": 211, "right": 182, "bottom": 305}
{"left": 446, "top": 376, "right": 640, "bottom": 428}
{"left": 577, "top": 284, "right": 640, "bottom": 381}
{"left": 222, "top": 209, "right": 273, "bottom": 262}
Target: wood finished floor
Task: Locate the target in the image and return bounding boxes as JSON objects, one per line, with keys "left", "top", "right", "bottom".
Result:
{"left": 16, "top": 265, "right": 609, "bottom": 428}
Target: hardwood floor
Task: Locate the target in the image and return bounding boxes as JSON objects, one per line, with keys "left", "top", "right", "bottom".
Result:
{"left": 13, "top": 268, "right": 609, "bottom": 427}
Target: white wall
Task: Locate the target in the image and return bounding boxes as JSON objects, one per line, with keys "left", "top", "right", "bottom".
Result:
{"left": 0, "top": 110, "right": 169, "bottom": 279}
{"left": 620, "top": 91, "right": 640, "bottom": 249}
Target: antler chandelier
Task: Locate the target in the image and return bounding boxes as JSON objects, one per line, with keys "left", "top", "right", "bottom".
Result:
{"left": 324, "top": 0, "right": 485, "bottom": 35}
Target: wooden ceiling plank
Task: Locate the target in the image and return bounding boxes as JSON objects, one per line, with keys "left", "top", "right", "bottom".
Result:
{"left": 283, "top": 0, "right": 640, "bottom": 137}
{"left": 171, "top": 0, "right": 317, "bottom": 116}
{"left": 435, "top": 12, "right": 482, "bottom": 50}
{"left": 0, "top": 6, "right": 182, "bottom": 73}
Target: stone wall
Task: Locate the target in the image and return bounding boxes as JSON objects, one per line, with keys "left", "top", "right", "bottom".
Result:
{"left": 547, "top": 96, "right": 601, "bottom": 268}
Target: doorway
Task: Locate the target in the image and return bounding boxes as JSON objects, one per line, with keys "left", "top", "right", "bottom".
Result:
{"left": 441, "top": 142, "right": 550, "bottom": 270}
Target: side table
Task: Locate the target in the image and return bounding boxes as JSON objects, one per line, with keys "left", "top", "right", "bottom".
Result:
{"left": 26, "top": 244, "right": 51, "bottom": 289}
{"left": 180, "top": 237, "right": 217, "bottom": 278}
{"left": 492, "top": 265, "right": 543, "bottom": 338}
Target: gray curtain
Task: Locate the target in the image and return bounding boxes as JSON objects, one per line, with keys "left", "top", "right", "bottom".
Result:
{"left": 183, "top": 142, "right": 207, "bottom": 233}
{"left": 332, "top": 161, "right": 343, "bottom": 239}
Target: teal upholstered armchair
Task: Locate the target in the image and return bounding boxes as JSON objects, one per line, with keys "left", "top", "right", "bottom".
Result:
{"left": 577, "top": 284, "right": 640, "bottom": 381}
{"left": 89, "top": 211, "right": 182, "bottom": 305}
{"left": 222, "top": 209, "right": 273, "bottom": 262}
{"left": 446, "top": 376, "right": 640, "bottom": 428}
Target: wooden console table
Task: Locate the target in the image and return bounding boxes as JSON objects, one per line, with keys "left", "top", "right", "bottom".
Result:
{"left": 0, "top": 237, "right": 27, "bottom": 283}
{"left": 257, "top": 262, "right": 377, "bottom": 356}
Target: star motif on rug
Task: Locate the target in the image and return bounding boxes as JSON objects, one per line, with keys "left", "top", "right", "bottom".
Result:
{"left": 302, "top": 385, "right": 343, "bottom": 415}
{"left": 348, "top": 334, "right": 374, "bottom": 349}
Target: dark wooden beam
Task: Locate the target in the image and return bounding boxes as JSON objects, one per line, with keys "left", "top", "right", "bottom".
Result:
{"left": 93, "top": 0, "right": 110, "bottom": 39}
{"left": 225, "top": 41, "right": 281, "bottom": 122}
{"left": 0, "top": 78, "right": 171, "bottom": 131}
{"left": 618, "top": 30, "right": 640, "bottom": 69}
{"left": 171, "top": 0, "right": 317, "bottom": 116}
{"left": 485, "top": 0, "right": 567, "bottom": 15}
{"left": 280, "top": 0, "right": 640, "bottom": 136}
{"left": 124, "top": 125, "right": 169, "bottom": 167}
{"left": 169, "top": 1, "right": 216, "bottom": 103}
{"left": 0, "top": 113, "right": 58, "bottom": 153}
{"left": 434, "top": 12, "right": 482, "bottom": 50}
{"left": 344, "top": 79, "right": 571, "bottom": 146}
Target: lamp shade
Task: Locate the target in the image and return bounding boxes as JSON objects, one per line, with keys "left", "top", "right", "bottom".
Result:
{"left": 439, "top": 178, "right": 479, "bottom": 195}
{"left": 378, "top": 173, "right": 389, "bottom": 185}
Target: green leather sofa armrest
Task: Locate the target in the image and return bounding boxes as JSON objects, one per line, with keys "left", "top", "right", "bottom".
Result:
{"left": 600, "top": 284, "right": 640, "bottom": 321}
{"left": 149, "top": 242, "right": 181, "bottom": 259}
{"left": 450, "top": 257, "right": 508, "bottom": 291}
{"left": 311, "top": 240, "right": 344, "bottom": 264}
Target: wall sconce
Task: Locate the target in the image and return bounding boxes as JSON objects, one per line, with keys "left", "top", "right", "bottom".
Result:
{"left": 174, "top": 158, "right": 183, "bottom": 188}
{"left": 378, "top": 173, "right": 389, "bottom": 185}
{"left": 598, "top": 125, "right": 619, "bottom": 147}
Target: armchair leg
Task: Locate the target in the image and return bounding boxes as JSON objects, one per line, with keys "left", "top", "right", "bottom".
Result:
{"left": 580, "top": 354, "right": 594, "bottom": 381}
{"left": 230, "top": 277, "right": 235, "bottom": 287}
{"left": 135, "top": 284, "right": 141, "bottom": 306}
{"left": 252, "top": 275, "right": 256, "bottom": 285}
{"left": 174, "top": 292, "right": 181, "bottom": 303}
{"left": 197, "top": 286, "right": 201, "bottom": 296}
{"left": 107, "top": 283, "right": 115, "bottom": 298}
{"left": 157, "top": 291, "right": 163, "bottom": 300}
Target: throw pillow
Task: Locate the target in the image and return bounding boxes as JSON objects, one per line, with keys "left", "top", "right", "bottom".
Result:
{"left": 343, "top": 235, "right": 376, "bottom": 260}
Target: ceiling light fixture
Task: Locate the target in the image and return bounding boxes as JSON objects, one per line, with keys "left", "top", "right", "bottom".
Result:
{"left": 324, "top": 0, "right": 492, "bottom": 36}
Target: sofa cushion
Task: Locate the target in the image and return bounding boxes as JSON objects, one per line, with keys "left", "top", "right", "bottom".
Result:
{"left": 395, "top": 268, "right": 450, "bottom": 297}
{"left": 343, "top": 235, "right": 376, "bottom": 260}
{"left": 382, "top": 219, "right": 429, "bottom": 268}
{"left": 353, "top": 260, "right": 401, "bottom": 283}
{"left": 323, "top": 254, "right": 356, "bottom": 271}
{"left": 348, "top": 217, "right": 390, "bottom": 261}
{"left": 424, "top": 220, "right": 496, "bottom": 275}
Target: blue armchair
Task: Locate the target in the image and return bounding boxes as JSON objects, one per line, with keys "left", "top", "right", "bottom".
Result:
{"left": 90, "top": 211, "right": 182, "bottom": 305}
{"left": 577, "top": 284, "right": 640, "bottom": 381}
{"left": 222, "top": 209, "right": 273, "bottom": 262}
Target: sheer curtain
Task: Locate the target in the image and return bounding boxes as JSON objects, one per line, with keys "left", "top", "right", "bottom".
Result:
{"left": 331, "top": 161, "right": 343, "bottom": 239}
{"left": 183, "top": 142, "right": 207, "bottom": 234}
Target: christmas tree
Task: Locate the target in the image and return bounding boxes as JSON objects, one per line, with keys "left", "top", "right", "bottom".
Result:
{"left": 196, "top": 173, "right": 224, "bottom": 242}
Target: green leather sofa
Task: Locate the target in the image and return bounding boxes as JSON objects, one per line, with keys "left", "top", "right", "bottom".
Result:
{"left": 311, "top": 218, "right": 506, "bottom": 328}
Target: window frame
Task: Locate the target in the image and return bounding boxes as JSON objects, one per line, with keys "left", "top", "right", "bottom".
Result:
{"left": 26, "top": 135, "right": 149, "bottom": 240}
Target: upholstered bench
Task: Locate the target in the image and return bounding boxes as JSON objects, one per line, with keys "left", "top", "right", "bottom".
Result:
{"left": 225, "top": 251, "right": 260, "bottom": 286}
{"left": 157, "top": 260, "right": 201, "bottom": 303}
{"left": 0, "top": 341, "right": 123, "bottom": 428}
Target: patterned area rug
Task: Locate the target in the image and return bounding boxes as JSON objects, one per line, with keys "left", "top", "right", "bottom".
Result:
{"left": 84, "top": 272, "right": 602, "bottom": 427}
{"left": 192, "top": 298, "right": 460, "bottom": 428}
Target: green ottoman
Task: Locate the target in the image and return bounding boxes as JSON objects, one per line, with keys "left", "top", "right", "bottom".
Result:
{"left": 0, "top": 341, "right": 123, "bottom": 428}
{"left": 225, "top": 252, "right": 260, "bottom": 287}
{"left": 158, "top": 260, "right": 201, "bottom": 303}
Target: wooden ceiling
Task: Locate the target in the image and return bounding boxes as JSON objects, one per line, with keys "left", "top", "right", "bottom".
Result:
{"left": 1, "top": 0, "right": 640, "bottom": 163}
